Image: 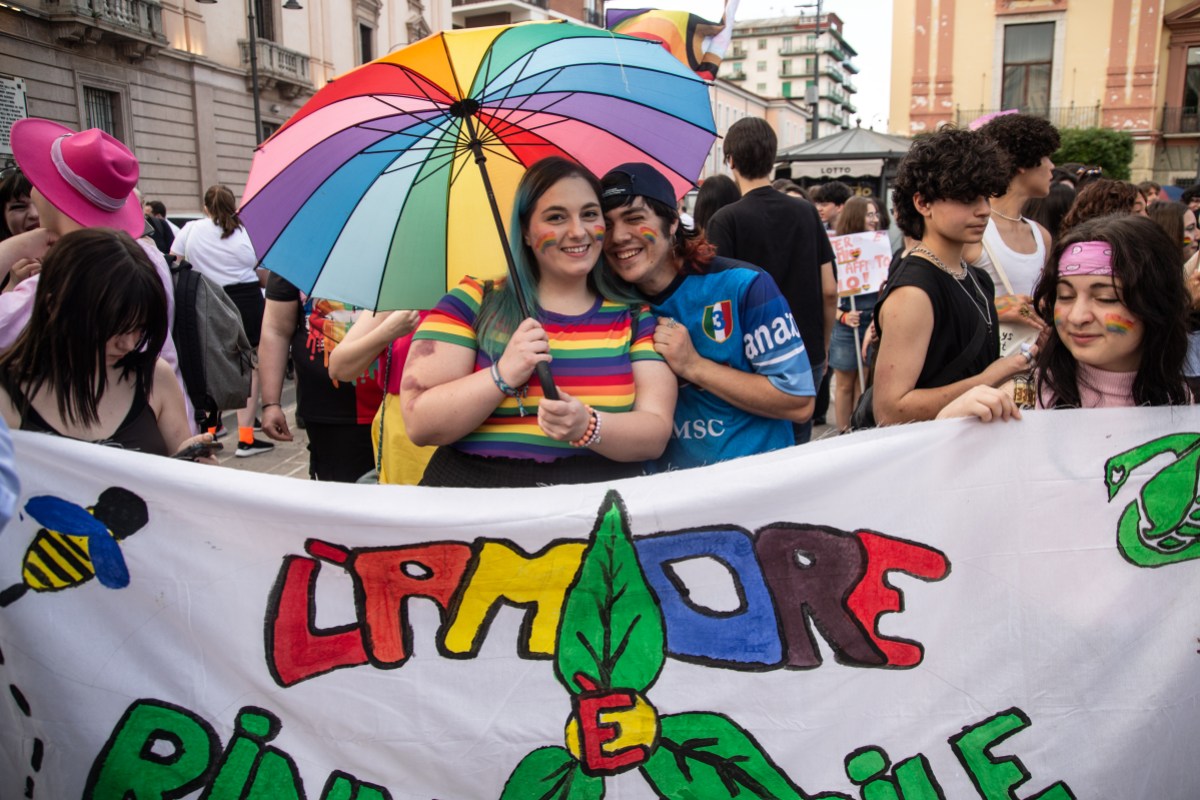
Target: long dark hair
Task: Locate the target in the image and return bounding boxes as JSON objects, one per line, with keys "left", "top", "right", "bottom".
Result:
{"left": 204, "top": 184, "right": 241, "bottom": 238}
{"left": 0, "top": 228, "right": 168, "bottom": 426}
{"left": 475, "top": 157, "right": 640, "bottom": 358}
{"left": 1032, "top": 214, "right": 1189, "bottom": 407}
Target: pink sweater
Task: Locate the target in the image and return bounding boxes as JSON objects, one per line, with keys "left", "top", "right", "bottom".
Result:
{"left": 1038, "top": 363, "right": 1136, "bottom": 408}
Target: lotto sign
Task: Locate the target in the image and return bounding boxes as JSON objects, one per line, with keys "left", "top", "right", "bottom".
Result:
{"left": 0, "top": 408, "right": 1198, "bottom": 797}
{"left": 831, "top": 230, "right": 892, "bottom": 297}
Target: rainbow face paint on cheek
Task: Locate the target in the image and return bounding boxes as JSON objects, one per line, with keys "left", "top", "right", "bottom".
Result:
{"left": 592, "top": 225, "right": 605, "bottom": 242}
{"left": 638, "top": 226, "right": 658, "bottom": 244}
{"left": 534, "top": 233, "right": 557, "bottom": 254}
{"left": 1104, "top": 313, "right": 1136, "bottom": 334}
{"left": 1053, "top": 309, "right": 1066, "bottom": 328}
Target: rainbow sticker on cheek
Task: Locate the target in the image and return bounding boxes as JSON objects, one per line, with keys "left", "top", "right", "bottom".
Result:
{"left": 592, "top": 225, "right": 605, "bottom": 242}
{"left": 1053, "top": 309, "right": 1065, "bottom": 328}
{"left": 638, "top": 226, "right": 658, "bottom": 244}
{"left": 1104, "top": 313, "right": 1136, "bottom": 334}
{"left": 534, "top": 233, "right": 557, "bottom": 254}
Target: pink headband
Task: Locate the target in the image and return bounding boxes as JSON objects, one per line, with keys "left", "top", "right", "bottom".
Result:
{"left": 1058, "top": 241, "right": 1114, "bottom": 276}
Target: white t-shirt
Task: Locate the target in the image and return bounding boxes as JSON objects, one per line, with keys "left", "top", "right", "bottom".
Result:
{"left": 974, "top": 217, "right": 1047, "bottom": 298}
{"left": 173, "top": 219, "right": 259, "bottom": 286}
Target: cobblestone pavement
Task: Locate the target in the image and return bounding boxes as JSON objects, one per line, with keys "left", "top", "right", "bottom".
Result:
{"left": 218, "top": 376, "right": 838, "bottom": 480}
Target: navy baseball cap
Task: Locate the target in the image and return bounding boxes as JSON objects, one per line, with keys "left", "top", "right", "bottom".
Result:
{"left": 601, "top": 163, "right": 678, "bottom": 211}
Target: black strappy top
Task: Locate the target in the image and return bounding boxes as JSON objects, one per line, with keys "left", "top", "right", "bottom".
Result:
{"left": 5, "top": 378, "right": 168, "bottom": 456}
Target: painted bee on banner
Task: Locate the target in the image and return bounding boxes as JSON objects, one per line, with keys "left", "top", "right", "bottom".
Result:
{"left": 0, "top": 488, "right": 148, "bottom": 607}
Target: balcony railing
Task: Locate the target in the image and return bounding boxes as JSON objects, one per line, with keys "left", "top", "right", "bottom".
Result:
{"left": 41, "top": 0, "right": 166, "bottom": 59}
{"left": 778, "top": 45, "right": 814, "bottom": 56}
{"left": 583, "top": 8, "right": 600, "bottom": 26}
{"left": 730, "top": 46, "right": 746, "bottom": 59}
{"left": 821, "top": 66, "right": 844, "bottom": 84}
{"left": 1162, "top": 106, "right": 1200, "bottom": 135}
{"left": 239, "top": 38, "right": 314, "bottom": 99}
{"left": 726, "top": 71, "right": 747, "bottom": 82}
{"left": 779, "top": 67, "right": 809, "bottom": 78}
{"left": 955, "top": 104, "right": 1101, "bottom": 130}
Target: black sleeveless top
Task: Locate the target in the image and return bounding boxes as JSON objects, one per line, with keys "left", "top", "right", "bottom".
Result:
{"left": 6, "top": 378, "right": 168, "bottom": 456}
{"left": 876, "top": 254, "right": 1000, "bottom": 388}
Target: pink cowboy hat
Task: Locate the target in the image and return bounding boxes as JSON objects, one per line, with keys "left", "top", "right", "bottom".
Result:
{"left": 10, "top": 118, "right": 143, "bottom": 237}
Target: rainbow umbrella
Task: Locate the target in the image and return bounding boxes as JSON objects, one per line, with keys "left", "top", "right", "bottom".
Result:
{"left": 239, "top": 20, "right": 716, "bottom": 313}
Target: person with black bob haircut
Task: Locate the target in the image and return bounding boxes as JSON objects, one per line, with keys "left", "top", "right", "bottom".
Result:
{"left": 692, "top": 174, "right": 741, "bottom": 234}
{"left": 0, "top": 167, "right": 39, "bottom": 242}
{"left": 0, "top": 228, "right": 214, "bottom": 458}
{"left": 869, "top": 127, "right": 1036, "bottom": 426}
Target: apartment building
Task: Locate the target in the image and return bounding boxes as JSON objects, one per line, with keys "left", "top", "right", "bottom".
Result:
{"left": 889, "top": 0, "right": 1200, "bottom": 186}
{"left": 718, "top": 13, "right": 859, "bottom": 139}
{"left": 0, "top": 0, "right": 450, "bottom": 213}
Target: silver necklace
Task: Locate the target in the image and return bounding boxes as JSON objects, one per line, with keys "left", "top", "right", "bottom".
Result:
{"left": 912, "top": 244, "right": 965, "bottom": 280}
{"left": 912, "top": 245, "right": 993, "bottom": 331}
{"left": 990, "top": 206, "right": 1025, "bottom": 223}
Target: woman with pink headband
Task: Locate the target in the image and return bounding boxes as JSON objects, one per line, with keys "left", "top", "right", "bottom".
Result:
{"left": 940, "top": 214, "right": 1191, "bottom": 419}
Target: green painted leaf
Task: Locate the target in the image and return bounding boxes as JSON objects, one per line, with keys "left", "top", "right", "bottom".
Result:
{"left": 640, "top": 712, "right": 810, "bottom": 799}
{"left": 555, "top": 491, "right": 665, "bottom": 695}
{"left": 499, "top": 747, "right": 605, "bottom": 800}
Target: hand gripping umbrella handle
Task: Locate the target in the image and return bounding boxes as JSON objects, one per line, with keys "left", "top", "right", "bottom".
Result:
{"left": 536, "top": 363, "right": 558, "bottom": 400}
{"left": 461, "top": 112, "right": 558, "bottom": 401}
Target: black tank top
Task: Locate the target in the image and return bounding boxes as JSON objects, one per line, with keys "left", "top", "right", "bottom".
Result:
{"left": 876, "top": 254, "right": 1000, "bottom": 388}
{"left": 7, "top": 378, "right": 168, "bottom": 456}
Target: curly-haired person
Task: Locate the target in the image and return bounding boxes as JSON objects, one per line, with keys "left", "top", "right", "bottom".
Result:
{"left": 1059, "top": 179, "right": 1145, "bottom": 234}
{"left": 868, "top": 127, "right": 1039, "bottom": 426}
{"left": 967, "top": 113, "right": 1060, "bottom": 357}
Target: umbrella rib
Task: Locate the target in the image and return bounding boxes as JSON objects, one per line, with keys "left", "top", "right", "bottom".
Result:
{"left": 474, "top": 144, "right": 527, "bottom": 169}
{"left": 484, "top": 65, "right": 568, "bottom": 127}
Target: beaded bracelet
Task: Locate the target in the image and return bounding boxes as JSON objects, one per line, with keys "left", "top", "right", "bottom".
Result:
{"left": 570, "top": 405, "right": 602, "bottom": 448}
{"left": 490, "top": 361, "right": 528, "bottom": 416}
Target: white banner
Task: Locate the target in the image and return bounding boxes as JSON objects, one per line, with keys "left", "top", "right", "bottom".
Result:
{"left": 1, "top": 408, "right": 1198, "bottom": 798}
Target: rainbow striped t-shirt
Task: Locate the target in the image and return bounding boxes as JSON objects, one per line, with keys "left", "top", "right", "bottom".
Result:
{"left": 412, "top": 276, "right": 663, "bottom": 462}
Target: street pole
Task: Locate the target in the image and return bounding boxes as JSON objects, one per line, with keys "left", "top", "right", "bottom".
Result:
{"left": 811, "top": 0, "right": 821, "bottom": 142}
{"left": 247, "top": 0, "right": 263, "bottom": 145}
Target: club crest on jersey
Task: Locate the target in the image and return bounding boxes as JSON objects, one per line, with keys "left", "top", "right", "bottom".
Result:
{"left": 702, "top": 300, "right": 734, "bottom": 343}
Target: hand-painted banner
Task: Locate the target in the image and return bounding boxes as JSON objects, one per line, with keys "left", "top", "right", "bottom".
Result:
{"left": 1, "top": 408, "right": 1197, "bottom": 798}
{"left": 831, "top": 230, "right": 891, "bottom": 297}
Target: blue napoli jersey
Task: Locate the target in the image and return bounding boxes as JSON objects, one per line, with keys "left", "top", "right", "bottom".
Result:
{"left": 648, "top": 257, "right": 814, "bottom": 472}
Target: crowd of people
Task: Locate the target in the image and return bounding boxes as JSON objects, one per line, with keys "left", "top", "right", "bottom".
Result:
{"left": 0, "top": 110, "right": 1194, "bottom": 493}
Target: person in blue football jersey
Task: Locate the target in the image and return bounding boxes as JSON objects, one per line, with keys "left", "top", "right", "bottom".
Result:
{"left": 600, "top": 163, "right": 815, "bottom": 471}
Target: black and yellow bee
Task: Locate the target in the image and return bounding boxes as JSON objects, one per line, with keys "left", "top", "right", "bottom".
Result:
{"left": 0, "top": 487, "right": 148, "bottom": 607}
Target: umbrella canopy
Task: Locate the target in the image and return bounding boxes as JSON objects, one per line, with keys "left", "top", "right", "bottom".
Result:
{"left": 240, "top": 20, "right": 717, "bottom": 311}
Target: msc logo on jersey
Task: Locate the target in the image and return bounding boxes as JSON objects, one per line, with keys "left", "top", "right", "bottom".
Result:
{"left": 701, "top": 300, "right": 734, "bottom": 343}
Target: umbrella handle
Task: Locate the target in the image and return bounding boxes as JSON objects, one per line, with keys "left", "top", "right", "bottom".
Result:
{"left": 536, "top": 363, "right": 559, "bottom": 400}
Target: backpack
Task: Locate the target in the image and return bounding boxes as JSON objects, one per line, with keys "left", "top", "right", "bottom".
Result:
{"left": 170, "top": 260, "right": 254, "bottom": 425}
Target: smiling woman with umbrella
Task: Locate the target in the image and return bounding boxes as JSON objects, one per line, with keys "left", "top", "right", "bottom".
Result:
{"left": 401, "top": 157, "right": 676, "bottom": 488}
